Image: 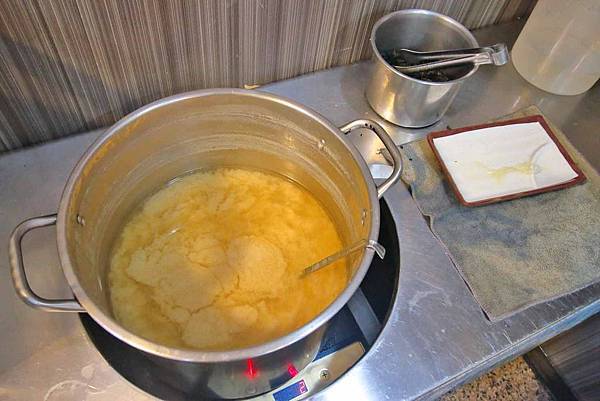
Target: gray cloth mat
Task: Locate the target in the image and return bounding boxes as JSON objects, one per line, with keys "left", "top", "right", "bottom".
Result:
{"left": 400, "top": 106, "right": 600, "bottom": 321}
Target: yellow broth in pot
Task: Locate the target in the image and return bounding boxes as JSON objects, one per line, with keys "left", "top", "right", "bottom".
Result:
{"left": 109, "top": 168, "right": 347, "bottom": 350}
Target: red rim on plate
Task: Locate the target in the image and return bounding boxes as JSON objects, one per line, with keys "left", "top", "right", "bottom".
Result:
{"left": 427, "top": 115, "right": 587, "bottom": 207}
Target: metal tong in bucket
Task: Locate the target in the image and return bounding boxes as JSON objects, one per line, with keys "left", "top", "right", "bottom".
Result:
{"left": 393, "top": 43, "right": 509, "bottom": 74}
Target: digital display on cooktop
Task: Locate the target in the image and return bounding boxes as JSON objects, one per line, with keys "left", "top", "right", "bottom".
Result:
{"left": 272, "top": 379, "right": 309, "bottom": 401}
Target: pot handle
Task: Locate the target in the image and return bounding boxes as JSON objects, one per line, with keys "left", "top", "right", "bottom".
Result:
{"left": 340, "top": 119, "right": 403, "bottom": 198}
{"left": 8, "top": 214, "right": 85, "bottom": 312}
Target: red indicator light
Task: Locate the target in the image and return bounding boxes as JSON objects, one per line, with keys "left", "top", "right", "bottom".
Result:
{"left": 287, "top": 363, "right": 298, "bottom": 377}
{"left": 245, "top": 359, "right": 259, "bottom": 379}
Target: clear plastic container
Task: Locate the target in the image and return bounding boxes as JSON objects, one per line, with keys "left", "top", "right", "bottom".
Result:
{"left": 511, "top": 0, "right": 600, "bottom": 96}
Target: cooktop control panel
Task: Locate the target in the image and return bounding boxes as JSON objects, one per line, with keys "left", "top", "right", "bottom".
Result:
{"left": 256, "top": 304, "right": 369, "bottom": 401}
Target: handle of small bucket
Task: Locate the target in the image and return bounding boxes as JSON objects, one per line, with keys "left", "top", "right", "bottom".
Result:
{"left": 8, "top": 214, "right": 84, "bottom": 312}
{"left": 340, "top": 119, "right": 403, "bottom": 198}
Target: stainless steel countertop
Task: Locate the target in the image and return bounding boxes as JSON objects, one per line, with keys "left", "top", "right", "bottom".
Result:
{"left": 0, "top": 20, "right": 598, "bottom": 401}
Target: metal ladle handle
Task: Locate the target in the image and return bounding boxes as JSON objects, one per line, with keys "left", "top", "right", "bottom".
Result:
{"left": 300, "top": 119, "right": 398, "bottom": 278}
{"left": 301, "top": 239, "right": 385, "bottom": 277}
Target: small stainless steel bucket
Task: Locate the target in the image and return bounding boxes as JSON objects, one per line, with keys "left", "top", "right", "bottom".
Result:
{"left": 365, "top": 9, "right": 479, "bottom": 127}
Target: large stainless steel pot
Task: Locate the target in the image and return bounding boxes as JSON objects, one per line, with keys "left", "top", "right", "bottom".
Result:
{"left": 365, "top": 9, "right": 479, "bottom": 127}
{"left": 8, "top": 89, "right": 401, "bottom": 399}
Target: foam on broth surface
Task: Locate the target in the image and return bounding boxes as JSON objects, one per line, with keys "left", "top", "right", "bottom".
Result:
{"left": 108, "top": 168, "right": 348, "bottom": 350}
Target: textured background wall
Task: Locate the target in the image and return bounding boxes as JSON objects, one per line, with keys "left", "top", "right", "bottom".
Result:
{"left": 0, "top": 0, "right": 536, "bottom": 153}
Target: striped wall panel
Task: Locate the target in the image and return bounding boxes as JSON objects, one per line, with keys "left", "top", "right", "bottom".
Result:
{"left": 0, "top": 0, "right": 537, "bottom": 152}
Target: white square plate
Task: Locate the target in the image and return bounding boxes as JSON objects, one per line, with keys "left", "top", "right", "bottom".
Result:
{"left": 428, "top": 116, "right": 586, "bottom": 206}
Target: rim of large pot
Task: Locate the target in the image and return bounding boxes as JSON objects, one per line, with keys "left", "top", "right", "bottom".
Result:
{"left": 56, "top": 88, "right": 381, "bottom": 363}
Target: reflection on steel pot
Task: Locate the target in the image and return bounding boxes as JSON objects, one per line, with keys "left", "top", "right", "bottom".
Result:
{"left": 366, "top": 9, "right": 480, "bottom": 128}
{"left": 8, "top": 89, "right": 402, "bottom": 399}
